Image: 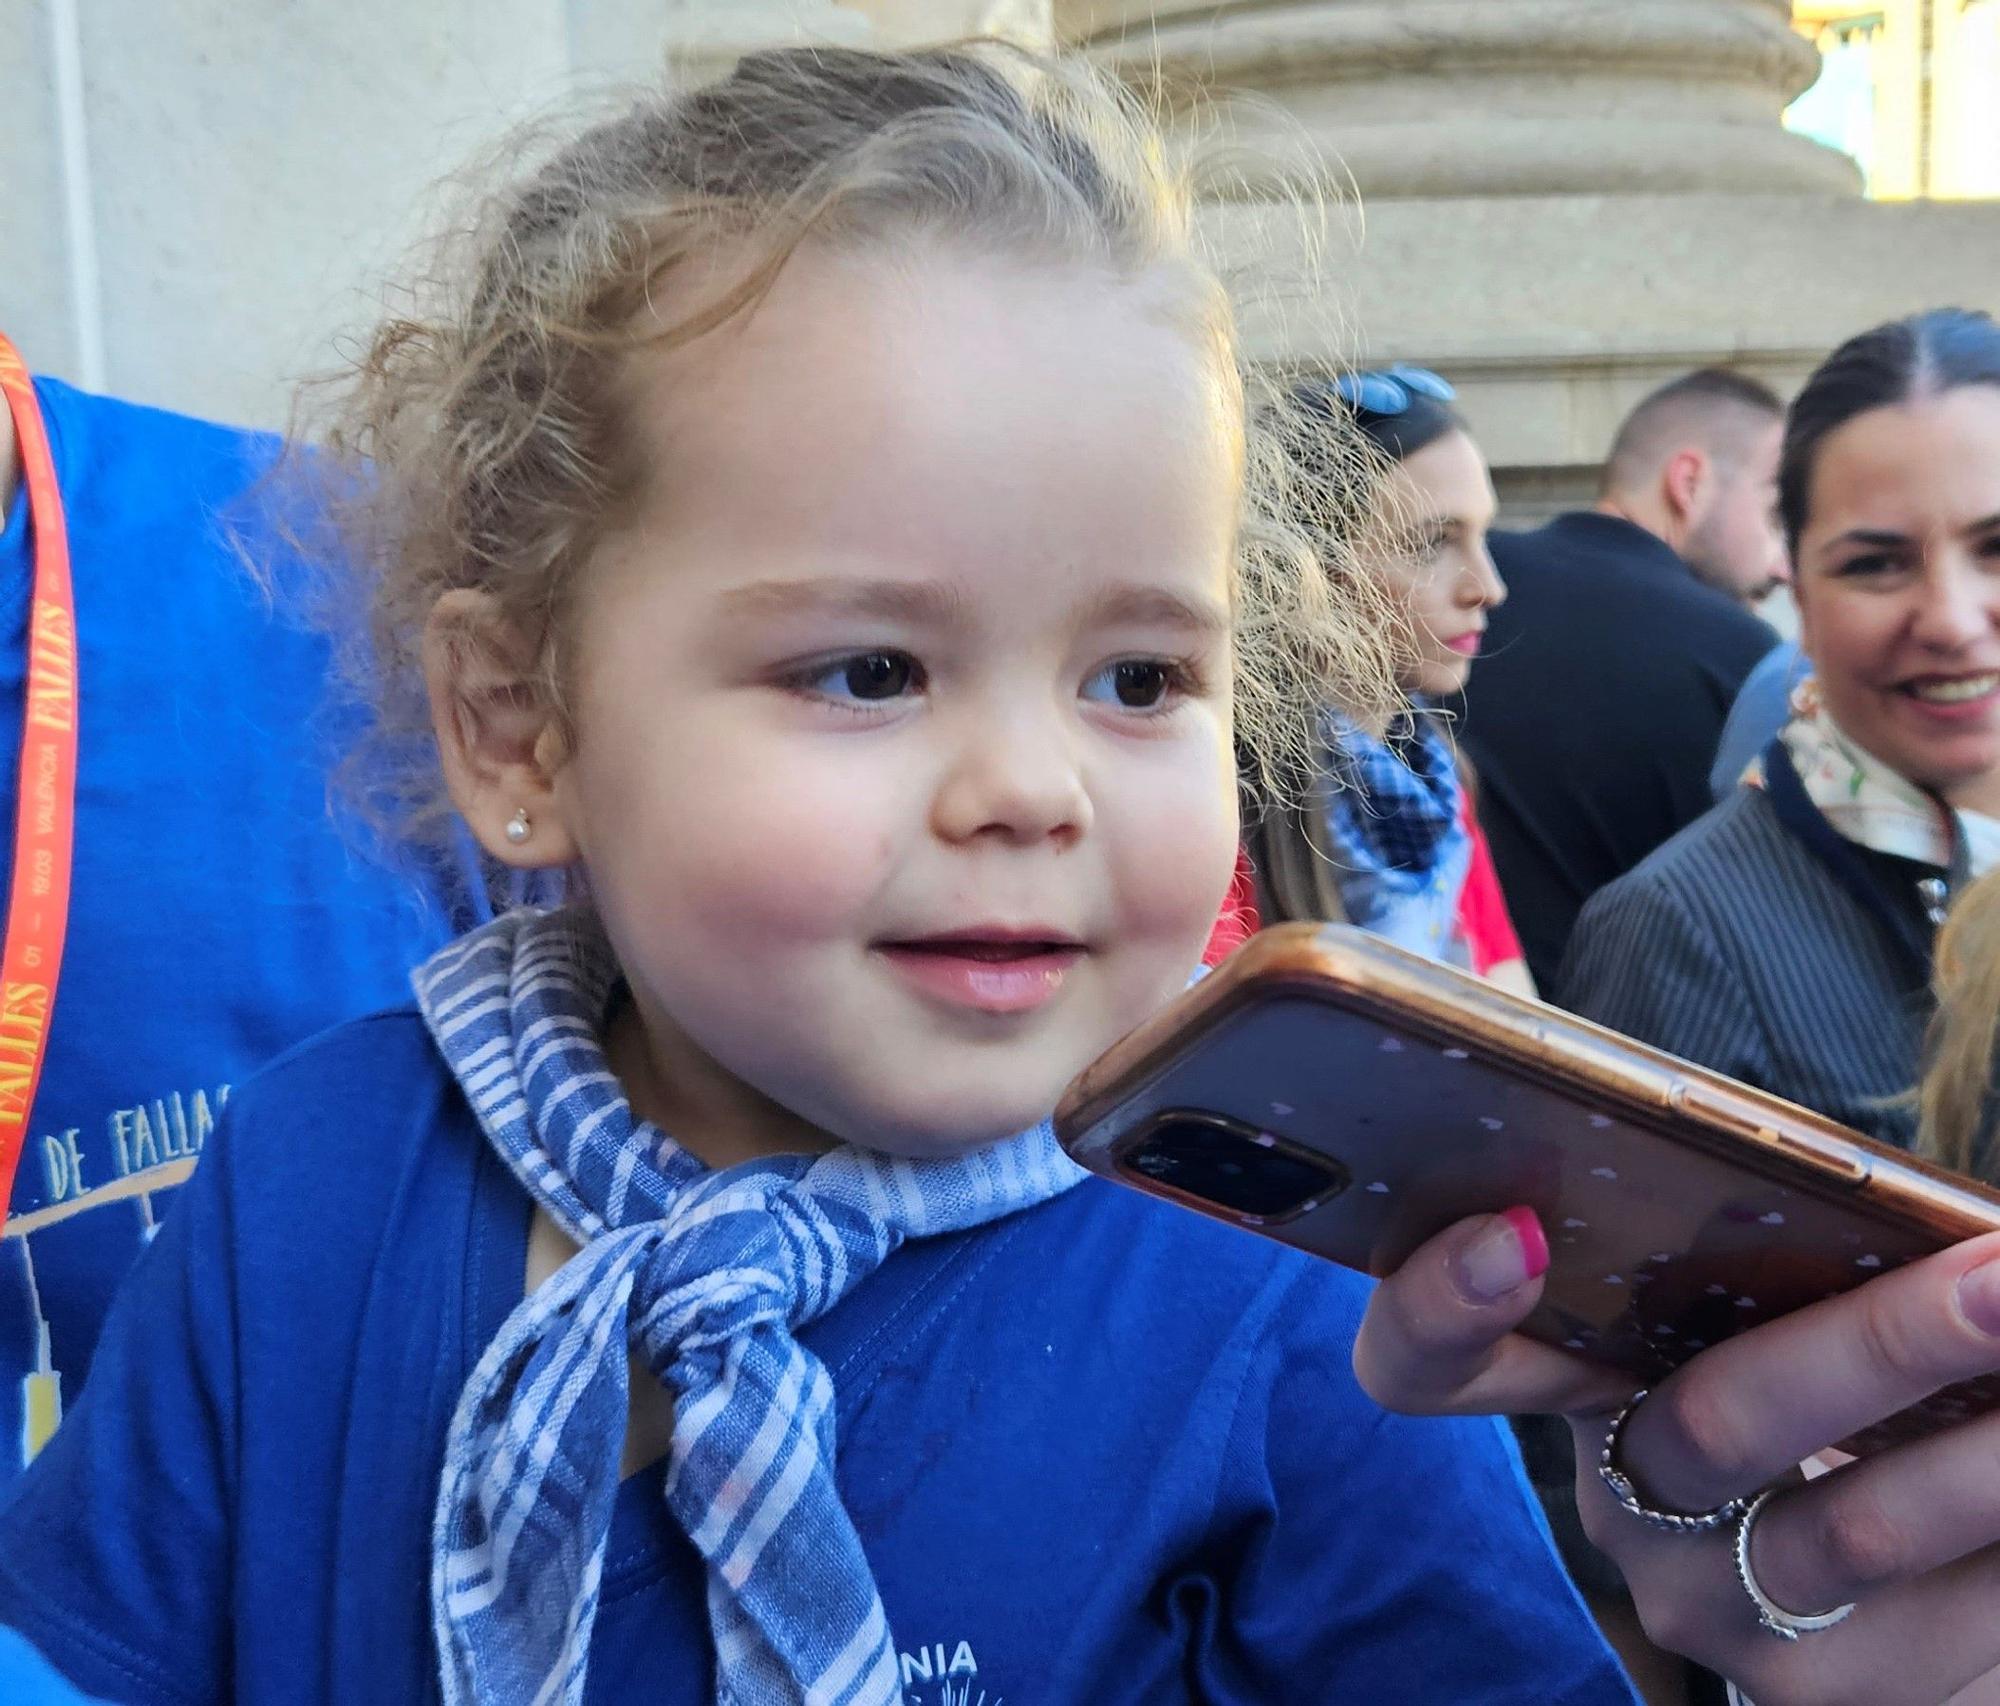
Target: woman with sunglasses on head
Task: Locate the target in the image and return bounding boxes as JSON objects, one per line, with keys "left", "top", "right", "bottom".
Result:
{"left": 1211, "top": 365, "right": 1700, "bottom": 1687}
{"left": 1213, "top": 365, "right": 1532, "bottom": 994}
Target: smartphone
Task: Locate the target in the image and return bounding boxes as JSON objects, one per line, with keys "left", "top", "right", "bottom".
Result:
{"left": 1056, "top": 924, "right": 2000, "bottom": 1451}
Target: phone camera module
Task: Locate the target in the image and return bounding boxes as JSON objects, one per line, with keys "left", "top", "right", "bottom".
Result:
{"left": 1119, "top": 1114, "right": 1347, "bottom": 1223}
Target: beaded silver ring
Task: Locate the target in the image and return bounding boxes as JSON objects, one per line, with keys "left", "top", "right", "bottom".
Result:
{"left": 1733, "top": 1487, "right": 1857, "bottom": 1641}
{"left": 1598, "top": 1388, "right": 1753, "bottom": 1535}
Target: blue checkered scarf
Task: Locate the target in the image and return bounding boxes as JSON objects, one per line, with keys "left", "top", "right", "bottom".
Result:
{"left": 1321, "top": 710, "right": 1472, "bottom": 964}
{"left": 414, "top": 907, "right": 1085, "bottom": 1706}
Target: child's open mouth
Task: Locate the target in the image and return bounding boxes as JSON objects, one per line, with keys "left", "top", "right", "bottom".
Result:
{"left": 875, "top": 930, "right": 1085, "bottom": 1015}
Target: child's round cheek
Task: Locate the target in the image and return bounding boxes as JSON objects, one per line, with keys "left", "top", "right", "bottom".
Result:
{"left": 1122, "top": 815, "right": 1236, "bottom": 926}
{"left": 663, "top": 813, "right": 900, "bottom": 941}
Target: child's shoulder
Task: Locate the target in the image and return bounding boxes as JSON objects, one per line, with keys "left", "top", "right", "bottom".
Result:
{"left": 206, "top": 1004, "right": 479, "bottom": 1219}
{"left": 235, "top": 1001, "right": 451, "bottom": 1104}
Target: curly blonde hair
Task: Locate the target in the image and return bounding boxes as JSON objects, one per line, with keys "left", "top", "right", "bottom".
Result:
{"left": 301, "top": 41, "right": 1399, "bottom": 864}
{"left": 1919, "top": 867, "right": 2000, "bottom": 1182}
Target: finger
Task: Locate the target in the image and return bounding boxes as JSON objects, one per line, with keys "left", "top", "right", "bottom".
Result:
{"left": 1743, "top": 1405, "right": 2000, "bottom": 1619}
{"left": 1696, "top": 1536, "right": 2000, "bottom": 1706}
{"left": 1616, "top": 1231, "right": 2000, "bottom": 1515}
{"left": 1569, "top": 1422, "right": 2000, "bottom": 1705}
{"left": 1353, "top": 1209, "right": 1629, "bottom": 1416}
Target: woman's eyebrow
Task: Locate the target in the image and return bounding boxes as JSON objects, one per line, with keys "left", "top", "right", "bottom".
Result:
{"left": 1824, "top": 527, "right": 1911, "bottom": 551}
{"left": 1822, "top": 515, "right": 2000, "bottom": 551}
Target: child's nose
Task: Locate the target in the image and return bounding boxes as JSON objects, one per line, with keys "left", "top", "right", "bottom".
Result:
{"left": 928, "top": 709, "right": 1093, "bottom": 849}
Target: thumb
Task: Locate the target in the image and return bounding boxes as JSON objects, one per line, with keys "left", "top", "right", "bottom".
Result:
{"left": 1353, "top": 1209, "right": 1626, "bottom": 1417}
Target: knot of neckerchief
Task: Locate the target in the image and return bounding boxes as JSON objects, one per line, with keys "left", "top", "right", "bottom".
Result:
{"left": 413, "top": 907, "right": 1084, "bottom": 1706}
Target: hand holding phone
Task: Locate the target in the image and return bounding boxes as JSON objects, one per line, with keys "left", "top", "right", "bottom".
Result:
{"left": 1056, "top": 924, "right": 2000, "bottom": 1451}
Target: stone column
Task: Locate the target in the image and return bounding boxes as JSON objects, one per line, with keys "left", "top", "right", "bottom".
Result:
{"left": 1069, "top": 0, "right": 1852, "bottom": 197}
{"left": 1059, "top": 0, "right": 2000, "bottom": 524}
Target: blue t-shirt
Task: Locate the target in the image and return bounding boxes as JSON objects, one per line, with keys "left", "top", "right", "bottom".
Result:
{"left": 0, "top": 378, "right": 469, "bottom": 1495}
{"left": 0, "top": 1629, "right": 112, "bottom": 1705}
{"left": 0, "top": 1009, "right": 1637, "bottom": 1705}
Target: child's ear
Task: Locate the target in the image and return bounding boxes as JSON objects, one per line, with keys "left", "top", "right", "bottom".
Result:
{"left": 423, "top": 589, "right": 580, "bottom": 870}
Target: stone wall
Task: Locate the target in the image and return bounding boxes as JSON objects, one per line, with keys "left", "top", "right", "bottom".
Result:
{"left": 0, "top": 0, "right": 1048, "bottom": 428}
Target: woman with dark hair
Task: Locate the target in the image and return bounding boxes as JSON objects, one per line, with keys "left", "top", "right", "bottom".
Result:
{"left": 1563, "top": 307, "right": 2000, "bottom": 1144}
{"left": 1213, "top": 365, "right": 1532, "bottom": 992}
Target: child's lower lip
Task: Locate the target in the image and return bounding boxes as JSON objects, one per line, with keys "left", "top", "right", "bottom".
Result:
{"left": 875, "top": 945, "right": 1082, "bottom": 1013}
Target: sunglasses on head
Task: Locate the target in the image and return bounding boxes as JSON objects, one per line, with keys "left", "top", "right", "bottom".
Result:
{"left": 1329, "top": 364, "right": 1456, "bottom": 417}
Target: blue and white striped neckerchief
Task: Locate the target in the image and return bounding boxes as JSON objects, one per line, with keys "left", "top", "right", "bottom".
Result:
{"left": 414, "top": 906, "right": 1085, "bottom": 1706}
{"left": 1321, "top": 708, "right": 1473, "bottom": 965}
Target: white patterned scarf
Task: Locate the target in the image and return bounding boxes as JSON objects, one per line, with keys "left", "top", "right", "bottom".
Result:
{"left": 414, "top": 907, "right": 1085, "bottom": 1706}
{"left": 1751, "top": 687, "right": 2000, "bottom": 879}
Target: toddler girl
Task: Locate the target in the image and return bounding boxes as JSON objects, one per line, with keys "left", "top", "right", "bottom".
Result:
{"left": 0, "top": 44, "right": 1633, "bottom": 1706}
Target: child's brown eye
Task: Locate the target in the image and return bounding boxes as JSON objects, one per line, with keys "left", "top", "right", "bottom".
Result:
{"left": 1115, "top": 662, "right": 1168, "bottom": 706}
{"left": 1084, "top": 659, "right": 1175, "bottom": 709}
{"left": 842, "top": 652, "right": 913, "bottom": 700}
{"left": 791, "top": 650, "right": 924, "bottom": 708}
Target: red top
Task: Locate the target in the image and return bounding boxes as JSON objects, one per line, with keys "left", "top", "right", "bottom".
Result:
{"left": 1202, "top": 798, "right": 1524, "bottom": 975}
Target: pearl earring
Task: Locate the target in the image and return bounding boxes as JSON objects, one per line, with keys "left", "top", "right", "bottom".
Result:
{"left": 504, "top": 808, "right": 532, "bottom": 845}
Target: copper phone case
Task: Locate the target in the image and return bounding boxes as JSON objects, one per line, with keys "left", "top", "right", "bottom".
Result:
{"left": 1057, "top": 925, "right": 2000, "bottom": 1451}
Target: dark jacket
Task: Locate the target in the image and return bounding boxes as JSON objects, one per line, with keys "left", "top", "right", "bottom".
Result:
{"left": 1457, "top": 513, "right": 1777, "bottom": 987}
{"left": 1557, "top": 785, "right": 1937, "bottom": 1146}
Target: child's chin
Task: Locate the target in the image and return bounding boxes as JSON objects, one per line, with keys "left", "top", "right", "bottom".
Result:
{"left": 842, "top": 1093, "right": 1062, "bottom": 1162}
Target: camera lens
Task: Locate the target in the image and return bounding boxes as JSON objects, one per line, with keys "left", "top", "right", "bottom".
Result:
{"left": 1119, "top": 1114, "right": 1347, "bottom": 1222}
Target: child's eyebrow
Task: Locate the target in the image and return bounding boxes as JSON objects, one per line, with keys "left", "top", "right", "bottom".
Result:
{"left": 713, "top": 577, "right": 1228, "bottom": 639}
{"left": 1077, "top": 584, "right": 1231, "bottom": 639}
{"left": 716, "top": 577, "right": 964, "bottom": 624}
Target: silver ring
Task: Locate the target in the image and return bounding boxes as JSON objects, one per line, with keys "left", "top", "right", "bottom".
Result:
{"left": 1598, "top": 1388, "right": 1753, "bottom": 1534}
{"left": 1734, "top": 1487, "right": 1856, "bottom": 1640}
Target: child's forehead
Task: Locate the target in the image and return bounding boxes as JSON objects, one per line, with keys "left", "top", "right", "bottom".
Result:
{"left": 624, "top": 243, "right": 1235, "bottom": 472}
{"left": 606, "top": 243, "right": 1242, "bottom": 583}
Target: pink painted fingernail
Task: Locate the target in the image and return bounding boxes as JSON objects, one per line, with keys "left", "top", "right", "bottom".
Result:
{"left": 1455, "top": 1207, "right": 1549, "bottom": 1304}
{"left": 1958, "top": 1259, "right": 2000, "bottom": 1337}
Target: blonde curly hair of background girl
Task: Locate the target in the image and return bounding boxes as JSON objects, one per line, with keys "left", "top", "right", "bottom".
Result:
{"left": 1921, "top": 867, "right": 2000, "bottom": 1182}
{"left": 297, "top": 40, "right": 1402, "bottom": 876}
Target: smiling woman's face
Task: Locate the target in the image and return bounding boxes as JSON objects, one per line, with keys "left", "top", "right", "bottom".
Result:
{"left": 1794, "top": 387, "right": 2000, "bottom": 809}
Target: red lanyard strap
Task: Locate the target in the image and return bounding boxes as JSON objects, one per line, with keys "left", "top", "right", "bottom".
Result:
{"left": 0, "top": 335, "right": 80, "bottom": 1229}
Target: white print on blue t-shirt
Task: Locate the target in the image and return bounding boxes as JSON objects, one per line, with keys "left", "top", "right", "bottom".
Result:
{"left": 4, "top": 1079, "right": 230, "bottom": 1470}
{"left": 34, "top": 1082, "right": 228, "bottom": 1212}
{"left": 899, "top": 1639, "right": 986, "bottom": 1703}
